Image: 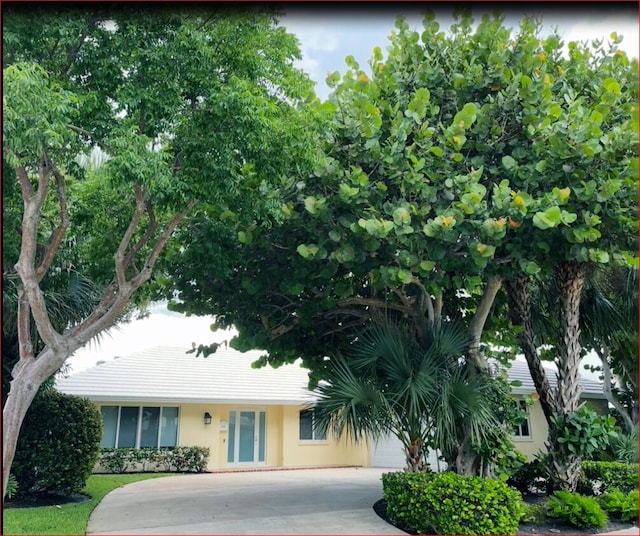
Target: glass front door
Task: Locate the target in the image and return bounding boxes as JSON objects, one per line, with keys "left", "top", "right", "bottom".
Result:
{"left": 227, "top": 410, "right": 266, "bottom": 464}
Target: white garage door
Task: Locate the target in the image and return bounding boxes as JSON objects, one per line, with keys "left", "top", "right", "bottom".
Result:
{"left": 370, "top": 433, "right": 444, "bottom": 471}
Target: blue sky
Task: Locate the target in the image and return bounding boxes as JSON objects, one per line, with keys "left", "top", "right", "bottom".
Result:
{"left": 282, "top": 4, "right": 639, "bottom": 100}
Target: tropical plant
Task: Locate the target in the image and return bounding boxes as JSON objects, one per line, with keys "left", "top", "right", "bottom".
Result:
{"left": 546, "top": 490, "right": 608, "bottom": 528}
{"left": 312, "top": 320, "right": 502, "bottom": 473}
{"left": 2, "top": 4, "right": 318, "bottom": 499}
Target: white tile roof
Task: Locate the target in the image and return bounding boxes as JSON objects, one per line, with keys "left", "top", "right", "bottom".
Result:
{"left": 56, "top": 346, "right": 317, "bottom": 405}
{"left": 56, "top": 346, "right": 604, "bottom": 404}
{"left": 506, "top": 359, "right": 605, "bottom": 399}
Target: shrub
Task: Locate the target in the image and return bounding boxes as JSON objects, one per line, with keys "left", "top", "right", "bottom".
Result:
{"left": 382, "top": 471, "right": 523, "bottom": 535}
{"left": 578, "top": 461, "right": 638, "bottom": 495}
{"left": 12, "top": 390, "right": 102, "bottom": 497}
{"left": 99, "top": 448, "right": 138, "bottom": 473}
{"left": 610, "top": 429, "right": 638, "bottom": 463}
{"left": 546, "top": 490, "right": 608, "bottom": 528}
{"left": 519, "top": 502, "right": 546, "bottom": 524}
{"left": 600, "top": 489, "right": 639, "bottom": 522}
{"left": 507, "top": 458, "right": 550, "bottom": 494}
{"left": 97, "top": 446, "right": 210, "bottom": 473}
{"left": 171, "top": 446, "right": 210, "bottom": 473}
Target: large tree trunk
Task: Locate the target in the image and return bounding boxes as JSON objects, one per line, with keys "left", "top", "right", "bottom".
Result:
{"left": 504, "top": 276, "right": 558, "bottom": 427}
{"left": 3, "top": 159, "right": 193, "bottom": 500}
{"left": 548, "top": 261, "right": 587, "bottom": 492}
{"left": 2, "top": 349, "right": 67, "bottom": 499}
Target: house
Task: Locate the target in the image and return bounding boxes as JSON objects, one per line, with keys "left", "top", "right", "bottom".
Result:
{"left": 55, "top": 346, "right": 607, "bottom": 472}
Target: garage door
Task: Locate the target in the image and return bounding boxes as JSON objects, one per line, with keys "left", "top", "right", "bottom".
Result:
{"left": 370, "top": 433, "right": 444, "bottom": 471}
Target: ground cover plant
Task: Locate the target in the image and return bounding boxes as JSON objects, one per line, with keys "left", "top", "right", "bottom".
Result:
{"left": 3, "top": 473, "right": 174, "bottom": 535}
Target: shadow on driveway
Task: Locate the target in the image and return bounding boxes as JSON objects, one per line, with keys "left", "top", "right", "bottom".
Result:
{"left": 87, "top": 467, "right": 406, "bottom": 535}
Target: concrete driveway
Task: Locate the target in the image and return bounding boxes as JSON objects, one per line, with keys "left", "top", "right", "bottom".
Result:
{"left": 87, "top": 467, "right": 405, "bottom": 535}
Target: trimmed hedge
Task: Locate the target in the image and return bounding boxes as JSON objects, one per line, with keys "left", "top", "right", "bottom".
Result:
{"left": 98, "top": 446, "right": 210, "bottom": 473}
{"left": 382, "top": 471, "right": 523, "bottom": 535}
{"left": 12, "top": 391, "right": 102, "bottom": 496}
{"left": 578, "top": 461, "right": 638, "bottom": 495}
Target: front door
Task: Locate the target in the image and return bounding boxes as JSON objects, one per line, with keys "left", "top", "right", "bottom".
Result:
{"left": 227, "top": 410, "right": 266, "bottom": 464}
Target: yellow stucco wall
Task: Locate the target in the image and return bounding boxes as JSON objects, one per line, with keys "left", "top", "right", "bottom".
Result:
{"left": 513, "top": 397, "right": 609, "bottom": 460}
{"left": 96, "top": 402, "right": 367, "bottom": 471}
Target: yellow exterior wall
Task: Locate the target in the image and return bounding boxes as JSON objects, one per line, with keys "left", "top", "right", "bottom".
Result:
{"left": 95, "top": 396, "right": 607, "bottom": 470}
{"left": 280, "top": 406, "right": 369, "bottom": 468}
{"left": 513, "top": 397, "right": 609, "bottom": 460}
{"left": 95, "top": 401, "right": 367, "bottom": 471}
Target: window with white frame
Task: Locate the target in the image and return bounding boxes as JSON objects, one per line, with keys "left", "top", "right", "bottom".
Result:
{"left": 513, "top": 400, "right": 531, "bottom": 438}
{"left": 100, "top": 406, "right": 179, "bottom": 448}
{"left": 299, "top": 408, "right": 327, "bottom": 441}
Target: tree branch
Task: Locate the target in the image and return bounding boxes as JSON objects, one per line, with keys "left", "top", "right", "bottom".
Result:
{"left": 14, "top": 159, "right": 63, "bottom": 350}
{"left": 35, "top": 154, "right": 69, "bottom": 282}
{"left": 114, "top": 184, "right": 147, "bottom": 287}
{"left": 467, "top": 275, "right": 502, "bottom": 372}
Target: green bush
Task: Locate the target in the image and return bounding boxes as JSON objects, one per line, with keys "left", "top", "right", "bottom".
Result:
{"left": 99, "top": 448, "right": 138, "bottom": 473}
{"left": 12, "top": 390, "right": 102, "bottom": 496}
{"left": 546, "top": 490, "right": 608, "bottom": 528}
{"left": 519, "top": 502, "right": 546, "bottom": 524}
{"left": 507, "top": 458, "right": 550, "bottom": 494}
{"left": 382, "top": 471, "right": 523, "bottom": 535}
{"left": 600, "top": 489, "right": 639, "bottom": 522}
{"left": 97, "top": 446, "right": 210, "bottom": 473}
{"left": 578, "top": 461, "right": 638, "bottom": 495}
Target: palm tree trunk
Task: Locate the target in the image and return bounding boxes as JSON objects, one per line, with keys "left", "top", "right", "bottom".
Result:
{"left": 504, "top": 276, "right": 558, "bottom": 427}
{"left": 549, "top": 262, "right": 587, "bottom": 491}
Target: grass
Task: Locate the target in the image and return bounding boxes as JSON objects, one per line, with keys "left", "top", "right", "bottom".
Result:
{"left": 3, "top": 473, "right": 174, "bottom": 535}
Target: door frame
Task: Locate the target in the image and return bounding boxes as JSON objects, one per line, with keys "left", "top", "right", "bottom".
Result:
{"left": 227, "top": 409, "right": 266, "bottom": 465}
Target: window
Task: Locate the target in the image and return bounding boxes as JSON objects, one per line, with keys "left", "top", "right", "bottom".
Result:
{"left": 100, "top": 406, "right": 179, "bottom": 448}
{"left": 513, "top": 401, "right": 531, "bottom": 438}
{"left": 299, "top": 409, "right": 326, "bottom": 441}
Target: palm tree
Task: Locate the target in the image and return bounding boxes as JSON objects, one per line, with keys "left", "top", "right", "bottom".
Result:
{"left": 311, "top": 320, "right": 502, "bottom": 473}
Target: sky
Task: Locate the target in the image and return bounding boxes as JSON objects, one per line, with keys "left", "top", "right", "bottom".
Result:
{"left": 66, "top": 4, "right": 638, "bottom": 376}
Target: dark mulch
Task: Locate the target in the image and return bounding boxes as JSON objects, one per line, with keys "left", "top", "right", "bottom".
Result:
{"left": 373, "top": 496, "right": 638, "bottom": 535}
{"left": 4, "top": 492, "right": 90, "bottom": 509}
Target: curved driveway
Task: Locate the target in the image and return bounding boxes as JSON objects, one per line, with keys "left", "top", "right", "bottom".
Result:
{"left": 87, "top": 467, "right": 405, "bottom": 535}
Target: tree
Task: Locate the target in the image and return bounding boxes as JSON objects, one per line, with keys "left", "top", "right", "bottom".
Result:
{"left": 166, "top": 11, "right": 637, "bottom": 487}
{"left": 2, "top": 4, "right": 318, "bottom": 499}
{"left": 498, "top": 24, "right": 637, "bottom": 490}
{"left": 312, "top": 320, "right": 509, "bottom": 474}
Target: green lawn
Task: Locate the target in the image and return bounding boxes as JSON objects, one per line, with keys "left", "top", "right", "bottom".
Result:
{"left": 3, "top": 473, "right": 174, "bottom": 535}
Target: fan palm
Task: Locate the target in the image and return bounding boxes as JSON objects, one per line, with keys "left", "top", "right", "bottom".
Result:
{"left": 312, "top": 320, "right": 501, "bottom": 472}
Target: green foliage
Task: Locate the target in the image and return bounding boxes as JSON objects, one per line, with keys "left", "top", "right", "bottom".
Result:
{"left": 519, "top": 502, "right": 546, "bottom": 524}
{"left": 507, "top": 458, "right": 550, "bottom": 495}
{"left": 599, "top": 489, "right": 639, "bottom": 522}
{"left": 548, "top": 406, "right": 618, "bottom": 459}
{"left": 312, "top": 320, "right": 502, "bottom": 472}
{"left": 471, "top": 377, "right": 530, "bottom": 479}
{"left": 610, "top": 428, "right": 639, "bottom": 463}
{"left": 578, "top": 461, "right": 639, "bottom": 495}
{"left": 98, "top": 446, "right": 210, "bottom": 474}
{"left": 382, "top": 471, "right": 523, "bottom": 535}
{"left": 4, "top": 474, "right": 18, "bottom": 499}
{"left": 546, "top": 490, "right": 608, "bottom": 528}
{"left": 12, "top": 391, "right": 102, "bottom": 497}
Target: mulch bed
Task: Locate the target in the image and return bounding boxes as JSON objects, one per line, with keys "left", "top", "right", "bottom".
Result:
{"left": 4, "top": 492, "right": 90, "bottom": 509}
{"left": 373, "top": 496, "right": 638, "bottom": 535}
